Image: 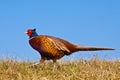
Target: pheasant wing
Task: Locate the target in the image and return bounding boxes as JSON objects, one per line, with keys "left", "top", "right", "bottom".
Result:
{"left": 47, "top": 37, "right": 70, "bottom": 53}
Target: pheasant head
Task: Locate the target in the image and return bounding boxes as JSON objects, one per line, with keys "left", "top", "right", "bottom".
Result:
{"left": 25, "top": 28, "right": 38, "bottom": 38}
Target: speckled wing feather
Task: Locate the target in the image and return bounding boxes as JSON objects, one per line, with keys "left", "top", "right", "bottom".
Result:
{"left": 46, "top": 35, "right": 79, "bottom": 53}
{"left": 47, "top": 37, "right": 70, "bottom": 53}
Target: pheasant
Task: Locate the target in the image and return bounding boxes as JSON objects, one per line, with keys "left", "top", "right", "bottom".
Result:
{"left": 25, "top": 28, "right": 114, "bottom": 63}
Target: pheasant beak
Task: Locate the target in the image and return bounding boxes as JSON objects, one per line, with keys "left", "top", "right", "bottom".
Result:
{"left": 25, "top": 32, "right": 28, "bottom": 34}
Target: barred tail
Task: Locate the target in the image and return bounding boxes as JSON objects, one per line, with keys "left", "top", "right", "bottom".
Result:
{"left": 76, "top": 45, "right": 115, "bottom": 51}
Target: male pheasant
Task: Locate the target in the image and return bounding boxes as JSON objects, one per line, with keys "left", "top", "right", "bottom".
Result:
{"left": 25, "top": 28, "right": 114, "bottom": 63}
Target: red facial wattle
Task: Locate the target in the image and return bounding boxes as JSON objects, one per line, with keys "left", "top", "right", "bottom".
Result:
{"left": 26, "top": 30, "right": 33, "bottom": 36}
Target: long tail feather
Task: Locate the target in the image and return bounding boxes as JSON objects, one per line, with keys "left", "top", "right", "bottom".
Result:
{"left": 76, "top": 45, "right": 115, "bottom": 51}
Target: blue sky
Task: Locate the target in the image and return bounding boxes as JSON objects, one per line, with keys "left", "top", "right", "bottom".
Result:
{"left": 0, "top": 0, "right": 120, "bottom": 61}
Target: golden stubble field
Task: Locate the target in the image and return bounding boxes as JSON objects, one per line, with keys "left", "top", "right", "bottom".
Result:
{"left": 0, "top": 57, "right": 120, "bottom": 80}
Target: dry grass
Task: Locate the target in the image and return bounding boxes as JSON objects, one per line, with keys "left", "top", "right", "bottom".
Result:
{"left": 0, "top": 58, "right": 120, "bottom": 80}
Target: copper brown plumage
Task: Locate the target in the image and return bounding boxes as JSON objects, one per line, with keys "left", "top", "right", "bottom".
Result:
{"left": 25, "top": 29, "right": 115, "bottom": 63}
